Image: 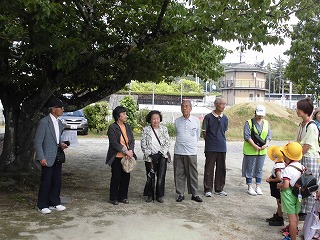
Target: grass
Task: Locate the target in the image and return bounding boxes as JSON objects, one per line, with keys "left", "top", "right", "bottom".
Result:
{"left": 224, "top": 102, "right": 300, "bottom": 141}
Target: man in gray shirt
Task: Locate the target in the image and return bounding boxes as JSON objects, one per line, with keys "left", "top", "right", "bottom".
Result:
{"left": 173, "top": 100, "right": 202, "bottom": 202}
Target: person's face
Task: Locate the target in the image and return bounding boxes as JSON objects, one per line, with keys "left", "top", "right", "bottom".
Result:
{"left": 150, "top": 113, "right": 161, "bottom": 128}
{"left": 255, "top": 114, "right": 264, "bottom": 121}
{"left": 296, "top": 108, "right": 306, "bottom": 118}
{"left": 215, "top": 101, "right": 226, "bottom": 112}
{"left": 51, "top": 106, "right": 64, "bottom": 118}
{"left": 117, "top": 112, "right": 127, "bottom": 123}
{"left": 316, "top": 112, "right": 320, "bottom": 122}
{"left": 181, "top": 101, "right": 192, "bottom": 117}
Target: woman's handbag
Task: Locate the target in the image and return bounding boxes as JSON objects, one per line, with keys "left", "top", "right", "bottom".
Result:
{"left": 303, "top": 200, "right": 320, "bottom": 240}
{"left": 151, "top": 126, "right": 170, "bottom": 162}
{"left": 118, "top": 125, "right": 136, "bottom": 173}
{"left": 121, "top": 156, "right": 136, "bottom": 173}
{"left": 149, "top": 151, "right": 162, "bottom": 163}
{"left": 250, "top": 119, "right": 266, "bottom": 147}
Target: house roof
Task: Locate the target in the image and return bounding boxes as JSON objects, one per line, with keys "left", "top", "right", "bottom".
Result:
{"left": 223, "top": 62, "right": 268, "bottom": 73}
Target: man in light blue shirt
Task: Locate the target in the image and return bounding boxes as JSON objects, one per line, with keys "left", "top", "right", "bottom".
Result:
{"left": 174, "top": 100, "right": 202, "bottom": 202}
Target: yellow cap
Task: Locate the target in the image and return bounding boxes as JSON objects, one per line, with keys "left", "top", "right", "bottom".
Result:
{"left": 267, "top": 145, "right": 284, "bottom": 162}
{"left": 280, "top": 142, "right": 303, "bottom": 161}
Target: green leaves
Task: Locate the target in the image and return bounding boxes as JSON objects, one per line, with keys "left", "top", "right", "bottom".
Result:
{"left": 120, "top": 96, "right": 139, "bottom": 128}
{"left": 285, "top": 1, "right": 320, "bottom": 97}
{"left": 0, "top": 0, "right": 307, "bottom": 106}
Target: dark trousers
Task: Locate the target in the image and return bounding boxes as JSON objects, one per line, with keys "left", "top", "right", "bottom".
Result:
{"left": 37, "top": 162, "right": 62, "bottom": 209}
{"left": 109, "top": 157, "right": 130, "bottom": 201}
{"left": 144, "top": 157, "right": 167, "bottom": 199}
{"left": 204, "top": 152, "right": 226, "bottom": 193}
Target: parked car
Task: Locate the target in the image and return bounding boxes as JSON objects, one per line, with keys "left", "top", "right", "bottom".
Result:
{"left": 60, "top": 110, "right": 88, "bottom": 135}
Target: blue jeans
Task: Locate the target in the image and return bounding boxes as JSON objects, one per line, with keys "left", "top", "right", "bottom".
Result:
{"left": 246, "top": 177, "right": 262, "bottom": 185}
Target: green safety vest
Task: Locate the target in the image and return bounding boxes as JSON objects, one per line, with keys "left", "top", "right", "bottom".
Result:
{"left": 243, "top": 119, "right": 269, "bottom": 155}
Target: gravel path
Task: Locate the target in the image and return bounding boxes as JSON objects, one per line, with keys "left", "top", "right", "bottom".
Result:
{"left": 1, "top": 137, "right": 305, "bottom": 240}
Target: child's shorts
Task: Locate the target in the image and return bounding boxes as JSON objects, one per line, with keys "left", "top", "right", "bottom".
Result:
{"left": 269, "top": 181, "right": 281, "bottom": 201}
{"left": 281, "top": 188, "right": 301, "bottom": 214}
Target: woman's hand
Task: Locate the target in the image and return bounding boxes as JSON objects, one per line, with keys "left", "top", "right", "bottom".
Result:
{"left": 253, "top": 144, "right": 261, "bottom": 151}
{"left": 125, "top": 149, "right": 133, "bottom": 158}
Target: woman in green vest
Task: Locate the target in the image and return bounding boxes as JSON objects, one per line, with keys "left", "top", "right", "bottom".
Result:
{"left": 242, "top": 105, "right": 272, "bottom": 196}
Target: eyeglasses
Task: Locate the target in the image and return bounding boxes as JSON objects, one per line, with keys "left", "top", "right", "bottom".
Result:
{"left": 53, "top": 106, "right": 64, "bottom": 110}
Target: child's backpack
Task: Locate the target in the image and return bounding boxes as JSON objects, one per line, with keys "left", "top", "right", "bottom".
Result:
{"left": 289, "top": 165, "right": 318, "bottom": 199}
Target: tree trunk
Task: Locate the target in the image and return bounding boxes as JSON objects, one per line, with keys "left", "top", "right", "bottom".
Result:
{"left": 0, "top": 92, "right": 51, "bottom": 173}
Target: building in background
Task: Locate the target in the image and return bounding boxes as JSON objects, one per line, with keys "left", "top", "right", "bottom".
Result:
{"left": 219, "top": 63, "right": 268, "bottom": 105}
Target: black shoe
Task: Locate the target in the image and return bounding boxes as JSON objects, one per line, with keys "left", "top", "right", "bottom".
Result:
{"left": 146, "top": 197, "right": 153, "bottom": 202}
{"left": 176, "top": 195, "right": 185, "bottom": 202}
{"left": 268, "top": 218, "right": 284, "bottom": 226}
{"left": 156, "top": 197, "right": 164, "bottom": 203}
{"left": 119, "top": 199, "right": 129, "bottom": 204}
{"left": 109, "top": 200, "right": 119, "bottom": 205}
{"left": 191, "top": 195, "right": 203, "bottom": 202}
{"left": 266, "top": 213, "right": 278, "bottom": 222}
{"left": 299, "top": 212, "right": 307, "bottom": 221}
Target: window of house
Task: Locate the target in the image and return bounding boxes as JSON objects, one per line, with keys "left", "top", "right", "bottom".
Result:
{"left": 249, "top": 94, "right": 253, "bottom": 100}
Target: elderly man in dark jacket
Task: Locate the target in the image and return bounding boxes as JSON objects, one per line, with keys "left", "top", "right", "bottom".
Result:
{"left": 34, "top": 98, "right": 69, "bottom": 214}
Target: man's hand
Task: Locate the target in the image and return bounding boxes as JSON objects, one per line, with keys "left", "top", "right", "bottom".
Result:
{"left": 40, "top": 159, "right": 48, "bottom": 167}
{"left": 60, "top": 142, "right": 69, "bottom": 150}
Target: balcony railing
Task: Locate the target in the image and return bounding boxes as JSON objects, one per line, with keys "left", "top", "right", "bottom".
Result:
{"left": 220, "top": 79, "right": 266, "bottom": 89}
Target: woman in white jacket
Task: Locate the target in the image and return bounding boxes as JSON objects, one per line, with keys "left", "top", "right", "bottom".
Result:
{"left": 141, "top": 110, "right": 170, "bottom": 203}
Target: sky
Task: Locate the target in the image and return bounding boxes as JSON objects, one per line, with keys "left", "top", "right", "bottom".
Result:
{"left": 219, "top": 15, "right": 298, "bottom": 65}
{"left": 219, "top": 39, "right": 292, "bottom": 65}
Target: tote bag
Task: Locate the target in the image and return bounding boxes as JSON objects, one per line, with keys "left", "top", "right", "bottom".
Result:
{"left": 303, "top": 200, "right": 320, "bottom": 240}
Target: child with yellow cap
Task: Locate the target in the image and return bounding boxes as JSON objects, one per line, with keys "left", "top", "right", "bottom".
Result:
{"left": 277, "top": 142, "right": 304, "bottom": 240}
{"left": 266, "top": 145, "right": 285, "bottom": 226}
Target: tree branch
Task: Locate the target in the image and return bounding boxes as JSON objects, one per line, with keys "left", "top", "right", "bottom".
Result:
{"left": 151, "top": 0, "right": 170, "bottom": 38}
{"left": 74, "top": 0, "right": 90, "bottom": 25}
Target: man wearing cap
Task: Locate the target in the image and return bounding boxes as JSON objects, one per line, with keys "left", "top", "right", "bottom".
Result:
{"left": 34, "top": 98, "right": 69, "bottom": 214}
{"left": 242, "top": 104, "right": 272, "bottom": 196}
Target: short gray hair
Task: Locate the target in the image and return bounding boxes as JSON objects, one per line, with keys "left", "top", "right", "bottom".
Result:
{"left": 214, "top": 98, "right": 225, "bottom": 105}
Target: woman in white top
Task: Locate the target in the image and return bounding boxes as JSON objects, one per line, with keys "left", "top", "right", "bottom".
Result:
{"left": 141, "top": 110, "right": 170, "bottom": 203}
{"left": 295, "top": 97, "right": 320, "bottom": 220}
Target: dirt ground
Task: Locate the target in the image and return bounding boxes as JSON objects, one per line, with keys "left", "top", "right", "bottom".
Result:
{"left": 0, "top": 137, "right": 305, "bottom": 240}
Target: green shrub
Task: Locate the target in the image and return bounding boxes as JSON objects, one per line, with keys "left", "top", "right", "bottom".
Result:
{"left": 164, "top": 123, "right": 176, "bottom": 137}
{"left": 136, "top": 109, "right": 149, "bottom": 130}
{"left": 83, "top": 101, "right": 110, "bottom": 133}
{"left": 120, "top": 96, "right": 139, "bottom": 128}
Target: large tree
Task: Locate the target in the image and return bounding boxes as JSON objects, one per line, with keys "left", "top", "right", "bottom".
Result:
{"left": 0, "top": 0, "right": 308, "bottom": 172}
{"left": 285, "top": 2, "right": 320, "bottom": 99}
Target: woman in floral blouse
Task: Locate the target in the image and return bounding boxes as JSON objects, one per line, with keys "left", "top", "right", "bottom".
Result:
{"left": 141, "top": 110, "right": 170, "bottom": 203}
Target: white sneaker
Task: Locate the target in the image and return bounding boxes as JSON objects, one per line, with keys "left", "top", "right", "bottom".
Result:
{"left": 49, "top": 205, "right": 66, "bottom": 211}
{"left": 38, "top": 208, "right": 52, "bottom": 214}
{"left": 214, "top": 191, "right": 228, "bottom": 196}
{"left": 247, "top": 187, "right": 257, "bottom": 196}
{"left": 256, "top": 187, "right": 263, "bottom": 195}
{"left": 205, "top": 192, "right": 212, "bottom": 197}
